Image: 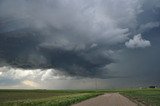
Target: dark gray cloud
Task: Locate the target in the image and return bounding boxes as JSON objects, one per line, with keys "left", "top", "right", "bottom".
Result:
{"left": 0, "top": 29, "right": 114, "bottom": 77}
{"left": 0, "top": 0, "right": 159, "bottom": 84}
{"left": 0, "top": 0, "right": 126, "bottom": 78}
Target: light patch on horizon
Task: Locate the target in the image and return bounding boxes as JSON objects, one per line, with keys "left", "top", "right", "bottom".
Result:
{"left": 0, "top": 72, "right": 2, "bottom": 75}
{"left": 22, "top": 80, "right": 39, "bottom": 88}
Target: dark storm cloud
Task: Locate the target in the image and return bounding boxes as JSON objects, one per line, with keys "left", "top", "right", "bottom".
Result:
{"left": 0, "top": 0, "right": 159, "bottom": 79}
{"left": 0, "top": 0, "right": 123, "bottom": 78}
{"left": 38, "top": 45, "right": 114, "bottom": 78}
{"left": 0, "top": 27, "right": 114, "bottom": 77}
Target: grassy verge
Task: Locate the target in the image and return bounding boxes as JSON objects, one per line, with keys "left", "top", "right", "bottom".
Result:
{"left": 119, "top": 88, "right": 160, "bottom": 106}
{"left": 0, "top": 91, "right": 103, "bottom": 106}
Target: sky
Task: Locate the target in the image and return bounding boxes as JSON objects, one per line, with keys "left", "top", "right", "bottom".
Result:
{"left": 0, "top": 0, "right": 160, "bottom": 89}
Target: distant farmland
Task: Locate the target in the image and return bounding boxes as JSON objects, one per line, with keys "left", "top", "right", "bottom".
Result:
{"left": 0, "top": 89, "right": 159, "bottom": 106}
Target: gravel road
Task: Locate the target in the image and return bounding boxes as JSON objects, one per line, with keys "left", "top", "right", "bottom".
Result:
{"left": 72, "top": 93, "right": 138, "bottom": 106}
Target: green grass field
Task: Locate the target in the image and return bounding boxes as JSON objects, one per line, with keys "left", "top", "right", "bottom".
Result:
{"left": 119, "top": 88, "right": 160, "bottom": 106}
{"left": 0, "top": 89, "right": 159, "bottom": 106}
{"left": 0, "top": 90, "right": 104, "bottom": 106}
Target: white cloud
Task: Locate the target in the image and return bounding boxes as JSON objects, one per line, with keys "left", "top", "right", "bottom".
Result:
{"left": 0, "top": 67, "right": 43, "bottom": 80}
{"left": 90, "top": 43, "right": 98, "bottom": 48}
{"left": 139, "top": 22, "right": 160, "bottom": 32}
{"left": 0, "top": 66, "right": 72, "bottom": 81}
{"left": 41, "top": 69, "right": 72, "bottom": 81}
{"left": 125, "top": 34, "right": 151, "bottom": 48}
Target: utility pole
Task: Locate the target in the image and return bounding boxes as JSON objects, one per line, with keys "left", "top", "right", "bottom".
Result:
{"left": 95, "top": 78, "right": 97, "bottom": 90}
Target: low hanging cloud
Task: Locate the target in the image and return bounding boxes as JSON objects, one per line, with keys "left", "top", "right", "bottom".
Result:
{"left": 0, "top": 66, "right": 113, "bottom": 89}
{"left": 0, "top": 66, "right": 76, "bottom": 88}
{"left": 0, "top": 66, "right": 70, "bottom": 81}
{"left": 125, "top": 34, "right": 151, "bottom": 49}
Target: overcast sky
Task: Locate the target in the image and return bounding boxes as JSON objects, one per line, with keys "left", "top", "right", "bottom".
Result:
{"left": 0, "top": 0, "right": 160, "bottom": 89}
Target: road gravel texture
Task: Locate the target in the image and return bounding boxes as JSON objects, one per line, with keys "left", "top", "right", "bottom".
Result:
{"left": 72, "top": 93, "right": 138, "bottom": 106}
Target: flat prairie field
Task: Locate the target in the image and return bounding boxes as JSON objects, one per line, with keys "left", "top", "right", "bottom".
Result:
{"left": 0, "top": 89, "right": 159, "bottom": 106}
